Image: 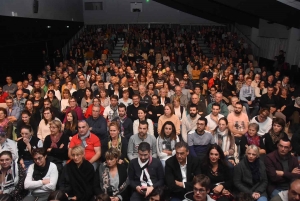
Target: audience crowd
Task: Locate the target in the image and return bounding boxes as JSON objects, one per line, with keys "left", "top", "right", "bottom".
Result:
{"left": 0, "top": 26, "right": 299, "bottom": 201}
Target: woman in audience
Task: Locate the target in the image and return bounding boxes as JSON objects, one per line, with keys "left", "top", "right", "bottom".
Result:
{"left": 0, "top": 151, "right": 28, "bottom": 200}
{"left": 18, "top": 125, "right": 43, "bottom": 169}
{"left": 254, "top": 81, "right": 267, "bottom": 103}
{"left": 147, "top": 81, "right": 156, "bottom": 96}
{"left": 46, "top": 90, "right": 60, "bottom": 110}
{"left": 59, "top": 145, "right": 94, "bottom": 201}
{"left": 94, "top": 148, "right": 129, "bottom": 200}
{"left": 47, "top": 190, "right": 68, "bottom": 201}
{"left": 24, "top": 148, "right": 58, "bottom": 201}
{"left": 81, "top": 88, "right": 93, "bottom": 114}
{"left": 277, "top": 87, "right": 293, "bottom": 121}
{"left": 212, "top": 117, "right": 236, "bottom": 164}
{"left": 30, "top": 88, "right": 44, "bottom": 112}
{"left": 109, "top": 83, "right": 123, "bottom": 99}
{"left": 148, "top": 95, "right": 164, "bottom": 137}
{"left": 146, "top": 71, "right": 155, "bottom": 84}
{"left": 63, "top": 110, "right": 78, "bottom": 141}
{"left": 158, "top": 103, "right": 180, "bottom": 135}
{"left": 84, "top": 97, "right": 105, "bottom": 118}
{"left": 192, "top": 64, "right": 201, "bottom": 82}
{"left": 133, "top": 107, "right": 154, "bottom": 136}
{"left": 99, "top": 89, "right": 110, "bottom": 108}
{"left": 167, "top": 72, "right": 179, "bottom": 91}
{"left": 250, "top": 108, "right": 272, "bottom": 137}
{"left": 43, "top": 120, "right": 69, "bottom": 174}
{"left": 263, "top": 117, "right": 288, "bottom": 154}
{"left": 129, "top": 80, "right": 139, "bottom": 98}
{"left": 233, "top": 145, "right": 268, "bottom": 201}
{"left": 62, "top": 97, "right": 84, "bottom": 123}
{"left": 157, "top": 121, "right": 180, "bottom": 168}
{"left": 251, "top": 74, "right": 261, "bottom": 88}
{"left": 163, "top": 82, "right": 175, "bottom": 98}
{"left": 60, "top": 89, "right": 71, "bottom": 113}
{"left": 17, "top": 110, "right": 37, "bottom": 137}
{"left": 223, "top": 73, "right": 236, "bottom": 100}
{"left": 0, "top": 107, "right": 12, "bottom": 139}
{"left": 37, "top": 107, "right": 60, "bottom": 141}
{"left": 240, "top": 123, "right": 266, "bottom": 159}
{"left": 173, "top": 96, "right": 186, "bottom": 124}
{"left": 138, "top": 74, "right": 147, "bottom": 87}
{"left": 46, "top": 83, "right": 61, "bottom": 101}
{"left": 25, "top": 99, "right": 41, "bottom": 123}
{"left": 201, "top": 144, "right": 233, "bottom": 201}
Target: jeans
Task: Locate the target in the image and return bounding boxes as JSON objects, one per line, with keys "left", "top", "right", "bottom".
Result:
{"left": 242, "top": 101, "right": 259, "bottom": 119}
{"left": 24, "top": 160, "right": 33, "bottom": 171}
{"left": 170, "top": 198, "right": 182, "bottom": 201}
{"left": 257, "top": 196, "right": 268, "bottom": 201}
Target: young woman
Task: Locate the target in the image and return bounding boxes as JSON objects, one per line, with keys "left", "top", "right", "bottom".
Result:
{"left": 157, "top": 121, "right": 180, "bottom": 168}
{"left": 24, "top": 148, "right": 58, "bottom": 201}
{"left": 60, "top": 89, "right": 71, "bottom": 113}
{"left": 18, "top": 125, "right": 43, "bottom": 170}
{"left": 81, "top": 88, "right": 93, "bottom": 114}
{"left": 94, "top": 148, "right": 129, "bottom": 200}
{"left": 223, "top": 74, "right": 236, "bottom": 99}
{"left": 46, "top": 90, "right": 60, "bottom": 109}
{"left": 212, "top": 118, "right": 235, "bottom": 163}
{"left": 173, "top": 97, "right": 186, "bottom": 124}
{"left": 148, "top": 95, "right": 164, "bottom": 137}
{"left": 250, "top": 108, "right": 272, "bottom": 137}
{"left": 0, "top": 151, "right": 28, "bottom": 201}
{"left": 63, "top": 111, "right": 78, "bottom": 141}
{"left": 167, "top": 73, "right": 179, "bottom": 91}
{"left": 163, "top": 82, "right": 175, "bottom": 98}
{"left": 133, "top": 108, "right": 154, "bottom": 136}
{"left": 147, "top": 81, "right": 156, "bottom": 97}
{"left": 254, "top": 81, "right": 267, "bottom": 103}
{"left": 0, "top": 107, "right": 12, "bottom": 139}
{"left": 157, "top": 104, "right": 180, "bottom": 135}
{"left": 17, "top": 110, "right": 37, "bottom": 137}
{"left": 24, "top": 99, "right": 41, "bottom": 123}
{"left": 201, "top": 145, "right": 233, "bottom": 201}
{"left": 146, "top": 71, "right": 155, "bottom": 84}
{"left": 240, "top": 123, "right": 266, "bottom": 159}
{"left": 263, "top": 117, "right": 288, "bottom": 154}
{"left": 233, "top": 145, "right": 268, "bottom": 201}
{"left": 37, "top": 107, "right": 60, "bottom": 141}
{"left": 138, "top": 74, "right": 147, "bottom": 87}
{"left": 99, "top": 89, "right": 110, "bottom": 108}
{"left": 192, "top": 65, "right": 201, "bottom": 82}
{"left": 30, "top": 88, "right": 44, "bottom": 112}
{"left": 129, "top": 80, "right": 139, "bottom": 98}
{"left": 59, "top": 146, "right": 94, "bottom": 201}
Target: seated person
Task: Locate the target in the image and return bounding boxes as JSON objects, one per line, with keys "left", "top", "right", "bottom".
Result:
{"left": 0, "top": 131, "right": 18, "bottom": 161}
{"left": 84, "top": 97, "right": 105, "bottom": 119}
{"left": 24, "top": 148, "right": 58, "bottom": 201}
{"left": 239, "top": 77, "right": 258, "bottom": 119}
{"left": 165, "top": 141, "right": 201, "bottom": 200}
{"left": 265, "top": 138, "right": 300, "bottom": 198}
{"left": 112, "top": 103, "right": 133, "bottom": 142}
{"left": 227, "top": 96, "right": 246, "bottom": 114}
{"left": 206, "top": 92, "right": 228, "bottom": 117}
{"left": 133, "top": 107, "right": 154, "bottom": 136}
{"left": 128, "top": 142, "right": 164, "bottom": 201}
{"left": 205, "top": 103, "right": 224, "bottom": 133}
{"left": 270, "top": 179, "right": 300, "bottom": 201}
{"left": 63, "top": 111, "right": 78, "bottom": 140}
{"left": 250, "top": 108, "right": 272, "bottom": 137}
{"left": 233, "top": 145, "right": 268, "bottom": 201}
{"left": 94, "top": 148, "right": 129, "bottom": 201}
{"left": 59, "top": 146, "right": 95, "bottom": 201}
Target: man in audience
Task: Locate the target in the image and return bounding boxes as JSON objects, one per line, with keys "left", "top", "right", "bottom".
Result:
{"left": 30, "top": 80, "right": 46, "bottom": 98}
{"left": 270, "top": 179, "right": 300, "bottom": 201}
{"left": 139, "top": 85, "right": 151, "bottom": 107}
{"left": 165, "top": 141, "right": 202, "bottom": 200}
{"left": 207, "top": 92, "right": 228, "bottom": 117}
{"left": 227, "top": 101, "right": 249, "bottom": 145}
{"left": 23, "top": 80, "right": 33, "bottom": 92}
{"left": 0, "top": 85, "right": 9, "bottom": 103}
{"left": 112, "top": 103, "right": 133, "bottom": 142}
{"left": 5, "top": 96, "right": 21, "bottom": 127}
{"left": 69, "top": 120, "right": 101, "bottom": 170}
{"left": 205, "top": 103, "right": 224, "bottom": 133}
{"left": 103, "top": 95, "right": 119, "bottom": 120}
{"left": 266, "top": 75, "right": 275, "bottom": 87}
{"left": 182, "top": 104, "right": 201, "bottom": 142}
{"left": 127, "top": 94, "right": 145, "bottom": 122}
{"left": 155, "top": 71, "right": 165, "bottom": 89}
{"left": 187, "top": 117, "right": 215, "bottom": 161}
{"left": 159, "top": 88, "right": 170, "bottom": 106}
{"left": 73, "top": 80, "right": 86, "bottom": 105}
{"left": 127, "top": 121, "right": 157, "bottom": 160}
{"left": 179, "top": 80, "right": 191, "bottom": 100}
{"left": 187, "top": 93, "right": 207, "bottom": 117}
{"left": 14, "top": 81, "right": 30, "bottom": 98}
{"left": 13, "top": 90, "right": 26, "bottom": 111}
{"left": 235, "top": 74, "right": 245, "bottom": 94}
{"left": 239, "top": 77, "right": 258, "bottom": 118}
{"left": 39, "top": 77, "right": 48, "bottom": 93}
{"left": 265, "top": 138, "right": 300, "bottom": 198}
{"left": 227, "top": 96, "right": 247, "bottom": 114}
{"left": 281, "top": 76, "right": 290, "bottom": 89}
{"left": 199, "top": 65, "right": 213, "bottom": 83}
{"left": 128, "top": 142, "right": 164, "bottom": 201}
{"left": 171, "top": 86, "right": 189, "bottom": 108}
{"left": 3, "top": 76, "right": 17, "bottom": 97}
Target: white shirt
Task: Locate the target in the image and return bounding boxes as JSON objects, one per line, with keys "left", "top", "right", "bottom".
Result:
{"left": 119, "top": 98, "right": 133, "bottom": 107}
{"left": 25, "top": 85, "right": 33, "bottom": 92}
{"left": 103, "top": 105, "right": 119, "bottom": 119}
{"left": 179, "top": 160, "right": 187, "bottom": 188}
{"left": 205, "top": 113, "right": 224, "bottom": 131}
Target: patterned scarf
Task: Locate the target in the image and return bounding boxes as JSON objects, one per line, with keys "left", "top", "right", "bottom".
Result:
{"left": 245, "top": 132, "right": 260, "bottom": 147}
{"left": 50, "top": 132, "right": 63, "bottom": 148}
{"left": 108, "top": 135, "right": 122, "bottom": 151}
{"left": 269, "top": 129, "right": 285, "bottom": 144}
{"left": 0, "top": 118, "right": 9, "bottom": 133}
{"left": 138, "top": 156, "right": 153, "bottom": 187}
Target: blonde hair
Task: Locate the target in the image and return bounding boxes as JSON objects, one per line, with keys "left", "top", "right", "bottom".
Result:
{"left": 49, "top": 120, "right": 62, "bottom": 132}
{"left": 105, "top": 147, "right": 121, "bottom": 160}
{"left": 246, "top": 145, "right": 260, "bottom": 158}
{"left": 71, "top": 145, "right": 85, "bottom": 156}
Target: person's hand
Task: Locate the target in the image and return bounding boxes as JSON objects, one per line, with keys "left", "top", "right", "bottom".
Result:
{"left": 145, "top": 186, "right": 154, "bottom": 197}
{"left": 47, "top": 148, "right": 52, "bottom": 152}
{"left": 23, "top": 137, "right": 30, "bottom": 145}
{"left": 162, "top": 150, "right": 172, "bottom": 156}
{"left": 42, "top": 179, "right": 50, "bottom": 185}
{"left": 175, "top": 180, "right": 183, "bottom": 187}
{"left": 136, "top": 186, "right": 143, "bottom": 194}
{"left": 118, "top": 159, "right": 124, "bottom": 164}
{"left": 71, "top": 196, "right": 77, "bottom": 200}
{"left": 292, "top": 168, "right": 300, "bottom": 174}
{"left": 222, "top": 189, "right": 230, "bottom": 196}
{"left": 276, "top": 170, "right": 284, "bottom": 176}
{"left": 148, "top": 111, "right": 152, "bottom": 115}
{"left": 213, "top": 184, "right": 224, "bottom": 194}
{"left": 252, "top": 192, "right": 260, "bottom": 200}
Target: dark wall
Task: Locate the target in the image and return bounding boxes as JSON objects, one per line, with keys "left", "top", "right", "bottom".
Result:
{"left": 0, "top": 16, "right": 84, "bottom": 84}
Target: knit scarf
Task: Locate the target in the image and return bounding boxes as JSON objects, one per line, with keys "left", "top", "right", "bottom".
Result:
{"left": 108, "top": 135, "right": 122, "bottom": 151}
{"left": 32, "top": 158, "right": 50, "bottom": 181}
{"left": 269, "top": 130, "right": 285, "bottom": 145}
{"left": 80, "top": 131, "right": 90, "bottom": 148}
{"left": 50, "top": 132, "right": 63, "bottom": 148}
{"left": 138, "top": 156, "right": 153, "bottom": 187}
{"left": 215, "top": 128, "right": 230, "bottom": 152}
{"left": 245, "top": 132, "right": 260, "bottom": 147}
{"left": 247, "top": 158, "right": 260, "bottom": 184}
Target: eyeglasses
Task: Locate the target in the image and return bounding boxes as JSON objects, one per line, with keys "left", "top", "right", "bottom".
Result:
{"left": 33, "top": 156, "right": 44, "bottom": 162}
{"left": 193, "top": 187, "right": 207, "bottom": 193}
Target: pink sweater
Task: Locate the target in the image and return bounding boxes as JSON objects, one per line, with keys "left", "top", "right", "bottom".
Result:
{"left": 157, "top": 114, "right": 181, "bottom": 135}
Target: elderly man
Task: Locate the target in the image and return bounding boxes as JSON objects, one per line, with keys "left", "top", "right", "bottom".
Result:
{"left": 187, "top": 93, "right": 207, "bottom": 116}
{"left": 206, "top": 92, "right": 229, "bottom": 117}
{"left": 6, "top": 96, "right": 21, "bottom": 128}
{"left": 68, "top": 120, "right": 101, "bottom": 170}
{"left": 14, "top": 81, "right": 30, "bottom": 98}
{"left": 179, "top": 80, "right": 191, "bottom": 100}
{"left": 13, "top": 89, "right": 27, "bottom": 111}
{"left": 170, "top": 86, "right": 189, "bottom": 108}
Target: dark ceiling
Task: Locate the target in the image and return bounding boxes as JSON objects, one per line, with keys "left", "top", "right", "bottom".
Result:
{"left": 154, "top": 0, "right": 300, "bottom": 28}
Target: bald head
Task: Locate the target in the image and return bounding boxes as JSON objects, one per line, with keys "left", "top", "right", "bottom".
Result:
{"left": 288, "top": 179, "right": 300, "bottom": 201}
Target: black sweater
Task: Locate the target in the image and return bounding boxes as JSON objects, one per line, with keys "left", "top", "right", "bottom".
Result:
{"left": 17, "top": 136, "right": 41, "bottom": 161}
{"left": 147, "top": 104, "right": 164, "bottom": 123}
{"left": 112, "top": 117, "right": 133, "bottom": 142}
{"left": 43, "top": 133, "right": 69, "bottom": 160}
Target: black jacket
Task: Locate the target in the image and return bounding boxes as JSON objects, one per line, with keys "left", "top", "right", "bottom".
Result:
{"left": 165, "top": 155, "right": 201, "bottom": 199}
{"left": 112, "top": 117, "right": 133, "bottom": 142}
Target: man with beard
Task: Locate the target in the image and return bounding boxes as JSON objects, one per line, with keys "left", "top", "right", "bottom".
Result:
{"left": 183, "top": 73, "right": 194, "bottom": 92}
{"left": 103, "top": 95, "right": 119, "bottom": 121}
{"left": 128, "top": 142, "right": 164, "bottom": 201}
{"left": 227, "top": 101, "right": 249, "bottom": 145}
{"left": 73, "top": 80, "right": 86, "bottom": 105}
{"left": 112, "top": 103, "right": 133, "bottom": 142}
{"left": 187, "top": 93, "right": 207, "bottom": 117}
{"left": 270, "top": 179, "right": 300, "bottom": 201}
{"left": 205, "top": 103, "right": 224, "bottom": 133}
{"left": 182, "top": 104, "right": 201, "bottom": 143}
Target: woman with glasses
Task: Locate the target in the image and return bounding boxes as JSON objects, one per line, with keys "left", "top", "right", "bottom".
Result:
{"left": 0, "top": 151, "right": 28, "bottom": 201}
{"left": 24, "top": 148, "right": 58, "bottom": 201}
{"left": 84, "top": 97, "right": 105, "bottom": 119}
{"left": 263, "top": 117, "right": 288, "bottom": 154}
{"left": 62, "top": 97, "right": 84, "bottom": 124}
{"left": 233, "top": 145, "right": 268, "bottom": 201}
{"left": 0, "top": 107, "right": 12, "bottom": 139}
{"left": 43, "top": 120, "right": 69, "bottom": 174}
{"left": 59, "top": 146, "right": 94, "bottom": 201}
{"left": 18, "top": 125, "right": 43, "bottom": 169}
{"left": 250, "top": 108, "right": 272, "bottom": 137}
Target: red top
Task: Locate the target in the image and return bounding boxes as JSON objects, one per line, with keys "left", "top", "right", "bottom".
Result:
{"left": 84, "top": 104, "right": 104, "bottom": 119}
{"left": 0, "top": 92, "right": 9, "bottom": 103}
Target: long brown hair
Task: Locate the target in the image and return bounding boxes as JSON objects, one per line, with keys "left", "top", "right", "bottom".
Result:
{"left": 65, "top": 110, "right": 78, "bottom": 131}
{"left": 160, "top": 121, "right": 177, "bottom": 140}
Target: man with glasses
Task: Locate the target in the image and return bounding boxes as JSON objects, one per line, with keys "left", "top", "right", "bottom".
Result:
{"left": 187, "top": 117, "right": 214, "bottom": 161}
{"left": 68, "top": 120, "right": 101, "bottom": 170}
{"left": 13, "top": 89, "right": 26, "bottom": 111}
{"left": 270, "top": 179, "right": 300, "bottom": 201}
{"left": 165, "top": 142, "right": 201, "bottom": 201}
{"left": 183, "top": 174, "right": 215, "bottom": 201}
{"left": 265, "top": 138, "right": 300, "bottom": 198}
